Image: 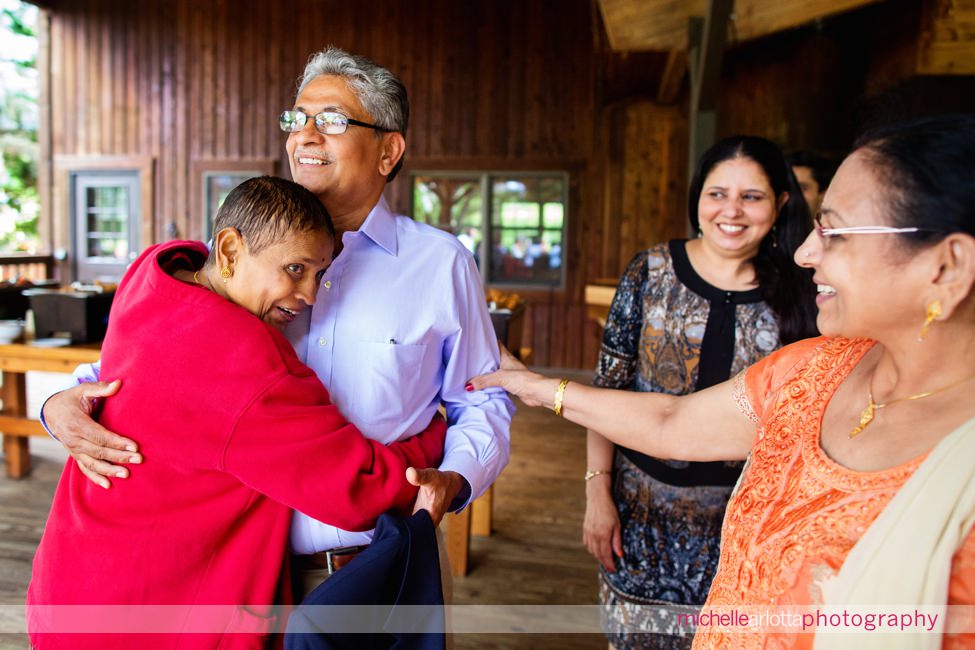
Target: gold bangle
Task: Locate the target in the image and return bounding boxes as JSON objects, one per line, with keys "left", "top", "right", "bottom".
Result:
{"left": 584, "top": 469, "right": 611, "bottom": 481}
{"left": 553, "top": 378, "right": 570, "bottom": 416}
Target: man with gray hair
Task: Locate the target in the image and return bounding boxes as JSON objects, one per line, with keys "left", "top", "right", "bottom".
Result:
{"left": 42, "top": 46, "right": 513, "bottom": 603}
{"left": 279, "top": 45, "right": 513, "bottom": 592}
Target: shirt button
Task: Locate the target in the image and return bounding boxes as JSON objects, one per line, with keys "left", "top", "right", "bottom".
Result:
{"left": 318, "top": 337, "right": 328, "bottom": 347}
{"left": 323, "top": 280, "right": 332, "bottom": 289}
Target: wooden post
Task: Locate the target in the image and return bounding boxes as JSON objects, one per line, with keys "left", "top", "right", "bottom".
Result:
{"left": 470, "top": 485, "right": 494, "bottom": 537}
{"left": 687, "top": 0, "right": 733, "bottom": 238}
{"left": 657, "top": 49, "right": 688, "bottom": 105}
{"left": 1, "top": 371, "right": 30, "bottom": 479}
{"left": 444, "top": 509, "right": 471, "bottom": 577}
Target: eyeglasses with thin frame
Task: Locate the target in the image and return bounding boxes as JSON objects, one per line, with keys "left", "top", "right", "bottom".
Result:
{"left": 814, "top": 211, "right": 924, "bottom": 245}
{"left": 279, "top": 110, "right": 390, "bottom": 136}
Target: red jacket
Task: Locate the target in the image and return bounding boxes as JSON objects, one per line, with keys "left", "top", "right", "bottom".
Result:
{"left": 27, "top": 241, "right": 445, "bottom": 649}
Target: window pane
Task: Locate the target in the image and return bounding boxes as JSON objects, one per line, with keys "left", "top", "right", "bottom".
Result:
{"left": 85, "top": 185, "right": 129, "bottom": 260}
{"left": 488, "top": 175, "right": 566, "bottom": 286}
{"left": 411, "top": 172, "right": 566, "bottom": 287}
{"left": 411, "top": 175, "right": 483, "bottom": 266}
{"left": 542, "top": 202, "right": 563, "bottom": 229}
{"left": 413, "top": 180, "right": 443, "bottom": 224}
{"left": 499, "top": 202, "right": 539, "bottom": 228}
{"left": 205, "top": 174, "right": 256, "bottom": 236}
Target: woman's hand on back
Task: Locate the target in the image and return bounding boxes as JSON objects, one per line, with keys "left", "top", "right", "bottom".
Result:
{"left": 43, "top": 380, "right": 142, "bottom": 488}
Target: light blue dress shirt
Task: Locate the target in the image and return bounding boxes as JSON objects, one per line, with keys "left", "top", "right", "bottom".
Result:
{"left": 285, "top": 197, "right": 513, "bottom": 554}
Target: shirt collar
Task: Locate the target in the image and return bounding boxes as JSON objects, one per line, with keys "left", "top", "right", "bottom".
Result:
{"left": 353, "top": 195, "right": 399, "bottom": 256}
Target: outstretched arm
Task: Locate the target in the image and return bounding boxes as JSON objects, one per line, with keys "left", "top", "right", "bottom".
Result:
{"left": 469, "top": 348, "right": 754, "bottom": 463}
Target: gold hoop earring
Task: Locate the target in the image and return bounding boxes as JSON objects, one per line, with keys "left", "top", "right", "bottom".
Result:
{"left": 918, "top": 300, "right": 942, "bottom": 341}
{"left": 220, "top": 266, "right": 232, "bottom": 284}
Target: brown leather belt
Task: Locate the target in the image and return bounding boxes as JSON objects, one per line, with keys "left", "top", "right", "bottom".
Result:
{"left": 293, "top": 545, "right": 368, "bottom": 575}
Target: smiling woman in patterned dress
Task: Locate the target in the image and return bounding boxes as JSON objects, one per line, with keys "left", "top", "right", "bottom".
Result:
{"left": 474, "top": 114, "right": 975, "bottom": 649}
{"left": 584, "top": 135, "right": 817, "bottom": 649}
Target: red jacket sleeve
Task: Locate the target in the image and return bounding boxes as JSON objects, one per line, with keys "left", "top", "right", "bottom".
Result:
{"left": 388, "top": 413, "right": 446, "bottom": 474}
{"left": 221, "top": 370, "right": 445, "bottom": 531}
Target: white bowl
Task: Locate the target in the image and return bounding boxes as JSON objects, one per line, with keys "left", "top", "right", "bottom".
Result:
{"left": 0, "top": 319, "right": 25, "bottom": 344}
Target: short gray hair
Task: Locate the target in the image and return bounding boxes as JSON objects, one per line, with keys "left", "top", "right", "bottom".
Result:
{"left": 297, "top": 46, "right": 409, "bottom": 181}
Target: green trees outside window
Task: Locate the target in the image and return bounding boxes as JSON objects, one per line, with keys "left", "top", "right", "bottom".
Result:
{"left": 412, "top": 172, "right": 567, "bottom": 288}
{"left": 0, "top": 0, "right": 39, "bottom": 253}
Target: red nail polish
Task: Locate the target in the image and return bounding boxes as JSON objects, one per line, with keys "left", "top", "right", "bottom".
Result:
{"left": 465, "top": 382, "right": 473, "bottom": 392}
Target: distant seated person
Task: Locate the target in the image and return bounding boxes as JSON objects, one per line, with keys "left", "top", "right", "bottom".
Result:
{"left": 26, "top": 176, "right": 446, "bottom": 649}
{"left": 787, "top": 149, "right": 838, "bottom": 215}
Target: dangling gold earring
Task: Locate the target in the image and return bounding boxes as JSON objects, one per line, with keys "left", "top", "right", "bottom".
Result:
{"left": 220, "top": 265, "right": 232, "bottom": 284}
{"left": 918, "top": 300, "right": 942, "bottom": 341}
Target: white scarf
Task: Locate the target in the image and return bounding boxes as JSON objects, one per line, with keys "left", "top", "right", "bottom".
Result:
{"left": 814, "top": 416, "right": 975, "bottom": 649}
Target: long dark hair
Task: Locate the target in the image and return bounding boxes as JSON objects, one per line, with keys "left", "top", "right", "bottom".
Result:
{"left": 688, "top": 135, "right": 819, "bottom": 343}
{"left": 853, "top": 114, "right": 975, "bottom": 248}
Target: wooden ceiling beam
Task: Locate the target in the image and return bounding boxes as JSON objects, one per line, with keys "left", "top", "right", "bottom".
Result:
{"left": 597, "top": 0, "right": 882, "bottom": 51}
{"left": 917, "top": 0, "right": 975, "bottom": 74}
{"left": 656, "top": 49, "right": 687, "bottom": 104}
{"left": 688, "top": 0, "right": 733, "bottom": 188}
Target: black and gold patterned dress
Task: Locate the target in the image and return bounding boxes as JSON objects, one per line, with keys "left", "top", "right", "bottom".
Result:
{"left": 595, "top": 240, "right": 780, "bottom": 649}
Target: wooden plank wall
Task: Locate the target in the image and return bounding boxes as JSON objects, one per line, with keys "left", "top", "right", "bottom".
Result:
{"left": 717, "top": 21, "right": 853, "bottom": 155}
{"left": 42, "top": 0, "right": 659, "bottom": 370}
{"left": 918, "top": 0, "right": 975, "bottom": 74}
{"left": 43, "top": 0, "right": 967, "bottom": 369}
{"left": 714, "top": 0, "right": 975, "bottom": 160}
{"left": 596, "top": 100, "right": 688, "bottom": 281}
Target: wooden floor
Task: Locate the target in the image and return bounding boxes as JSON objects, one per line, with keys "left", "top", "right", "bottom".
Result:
{"left": 0, "top": 386, "right": 607, "bottom": 649}
{"left": 451, "top": 391, "right": 605, "bottom": 649}
{"left": 0, "top": 436, "right": 64, "bottom": 650}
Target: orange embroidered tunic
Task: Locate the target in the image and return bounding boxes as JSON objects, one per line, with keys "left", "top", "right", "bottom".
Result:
{"left": 692, "top": 337, "right": 975, "bottom": 649}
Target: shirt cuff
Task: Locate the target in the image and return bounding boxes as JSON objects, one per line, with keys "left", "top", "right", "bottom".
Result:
{"left": 449, "top": 480, "right": 473, "bottom": 513}
{"left": 39, "top": 393, "right": 59, "bottom": 441}
{"left": 439, "top": 454, "right": 489, "bottom": 513}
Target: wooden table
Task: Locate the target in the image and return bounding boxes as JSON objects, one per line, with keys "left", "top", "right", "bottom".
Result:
{"left": 0, "top": 341, "right": 101, "bottom": 478}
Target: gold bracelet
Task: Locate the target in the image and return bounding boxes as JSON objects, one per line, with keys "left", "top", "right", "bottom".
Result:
{"left": 584, "top": 469, "right": 611, "bottom": 481}
{"left": 553, "top": 378, "right": 570, "bottom": 416}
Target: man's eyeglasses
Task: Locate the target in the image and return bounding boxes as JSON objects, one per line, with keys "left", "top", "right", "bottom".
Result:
{"left": 814, "top": 212, "right": 923, "bottom": 241}
{"left": 279, "top": 110, "right": 389, "bottom": 136}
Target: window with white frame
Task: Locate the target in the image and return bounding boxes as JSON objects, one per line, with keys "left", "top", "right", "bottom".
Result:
{"left": 71, "top": 170, "right": 140, "bottom": 282}
{"left": 411, "top": 171, "right": 567, "bottom": 287}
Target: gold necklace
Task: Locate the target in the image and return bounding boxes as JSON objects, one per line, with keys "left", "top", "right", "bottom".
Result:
{"left": 193, "top": 269, "right": 211, "bottom": 291}
{"left": 850, "top": 372, "right": 975, "bottom": 438}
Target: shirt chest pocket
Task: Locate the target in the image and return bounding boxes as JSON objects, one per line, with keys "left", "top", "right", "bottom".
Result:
{"left": 350, "top": 341, "right": 429, "bottom": 426}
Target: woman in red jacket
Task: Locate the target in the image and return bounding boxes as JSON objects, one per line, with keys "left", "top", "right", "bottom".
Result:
{"left": 27, "top": 176, "right": 446, "bottom": 649}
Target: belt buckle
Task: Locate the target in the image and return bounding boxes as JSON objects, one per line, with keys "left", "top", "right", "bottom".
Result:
{"left": 324, "top": 545, "right": 361, "bottom": 575}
